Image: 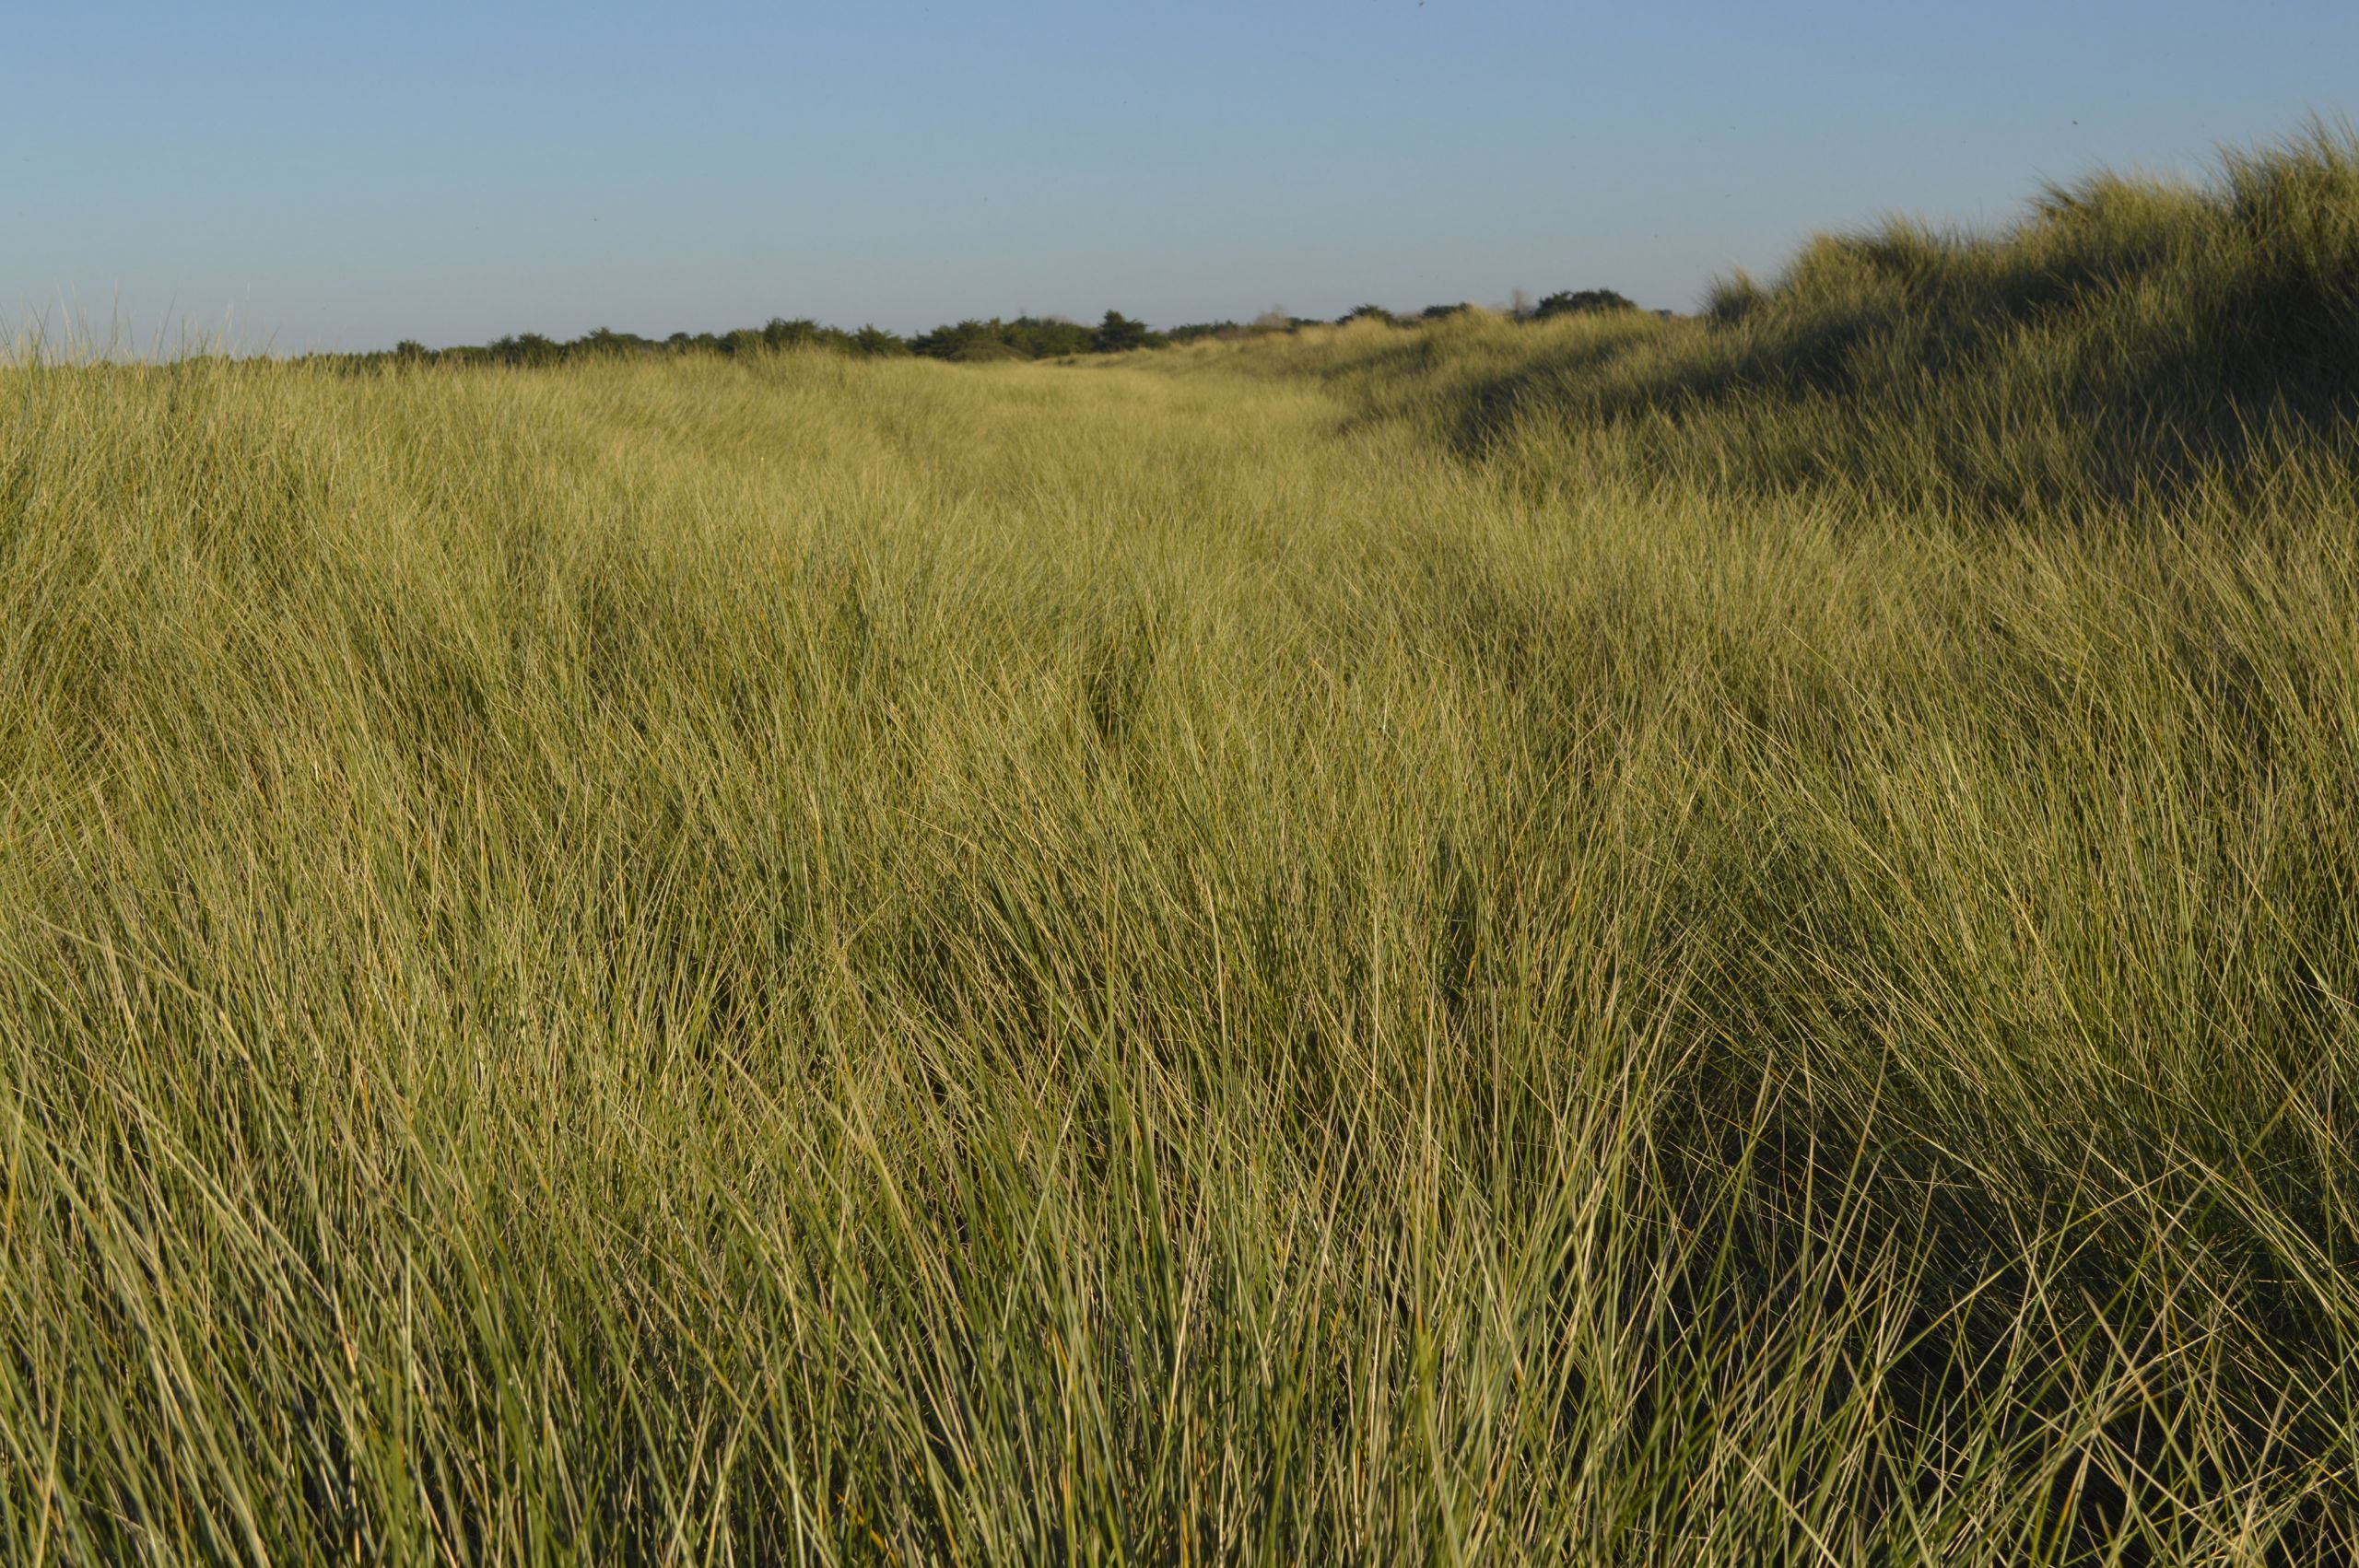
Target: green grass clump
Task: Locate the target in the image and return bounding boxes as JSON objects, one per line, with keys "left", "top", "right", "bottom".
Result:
{"left": 4, "top": 129, "right": 2358, "bottom": 1563}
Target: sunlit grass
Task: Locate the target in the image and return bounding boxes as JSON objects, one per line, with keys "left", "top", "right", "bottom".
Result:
{"left": 4, "top": 128, "right": 2357, "bottom": 1563}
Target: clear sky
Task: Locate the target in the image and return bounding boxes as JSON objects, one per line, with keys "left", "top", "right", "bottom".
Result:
{"left": 9, "top": 1, "right": 2355, "bottom": 353}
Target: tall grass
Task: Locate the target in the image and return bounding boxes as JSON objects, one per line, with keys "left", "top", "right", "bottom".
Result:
{"left": 4, "top": 129, "right": 2357, "bottom": 1563}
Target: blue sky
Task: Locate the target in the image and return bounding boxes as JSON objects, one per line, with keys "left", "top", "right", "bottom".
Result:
{"left": 8, "top": 1, "right": 2354, "bottom": 352}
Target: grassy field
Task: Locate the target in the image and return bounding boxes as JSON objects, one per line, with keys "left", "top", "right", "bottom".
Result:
{"left": 5, "top": 131, "right": 2358, "bottom": 1563}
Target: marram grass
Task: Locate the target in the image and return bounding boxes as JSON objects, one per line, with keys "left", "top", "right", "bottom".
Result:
{"left": 6, "top": 133, "right": 2359, "bottom": 1564}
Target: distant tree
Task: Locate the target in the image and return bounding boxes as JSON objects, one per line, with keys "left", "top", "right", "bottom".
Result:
{"left": 489, "top": 333, "right": 562, "bottom": 367}
{"left": 911, "top": 319, "right": 995, "bottom": 360}
{"left": 576, "top": 326, "right": 655, "bottom": 357}
{"left": 1336, "top": 303, "right": 1400, "bottom": 326}
{"left": 1419, "top": 303, "right": 1471, "bottom": 321}
{"left": 1250, "top": 307, "right": 1293, "bottom": 333}
{"left": 1532, "top": 288, "right": 1640, "bottom": 320}
{"left": 907, "top": 322, "right": 957, "bottom": 359}
{"left": 1005, "top": 315, "right": 1096, "bottom": 357}
{"left": 763, "top": 317, "right": 822, "bottom": 350}
{"left": 347, "top": 305, "right": 1179, "bottom": 372}
{"left": 1092, "top": 310, "right": 1166, "bottom": 353}
{"left": 912, "top": 315, "right": 1099, "bottom": 361}
{"left": 913, "top": 320, "right": 1028, "bottom": 361}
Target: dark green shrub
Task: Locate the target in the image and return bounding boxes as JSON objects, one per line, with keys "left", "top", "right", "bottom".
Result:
{"left": 1532, "top": 288, "right": 1639, "bottom": 320}
{"left": 1092, "top": 311, "right": 1167, "bottom": 353}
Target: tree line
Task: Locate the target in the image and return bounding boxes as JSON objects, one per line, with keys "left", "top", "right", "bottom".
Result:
{"left": 347, "top": 291, "right": 1646, "bottom": 369}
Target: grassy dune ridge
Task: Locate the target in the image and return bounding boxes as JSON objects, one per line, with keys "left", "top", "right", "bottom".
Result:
{"left": 4, "top": 133, "right": 2358, "bottom": 1562}
{"left": 1176, "top": 120, "right": 2359, "bottom": 522}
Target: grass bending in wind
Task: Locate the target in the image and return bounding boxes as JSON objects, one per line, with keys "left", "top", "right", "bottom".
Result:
{"left": 5, "top": 131, "right": 2359, "bottom": 1564}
